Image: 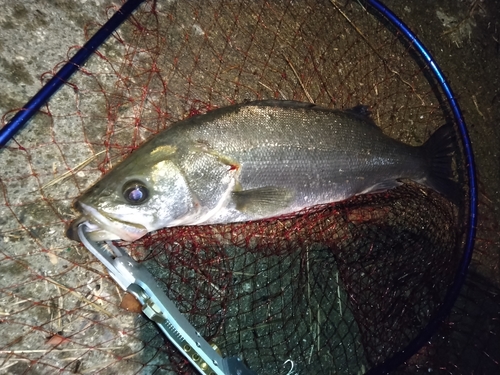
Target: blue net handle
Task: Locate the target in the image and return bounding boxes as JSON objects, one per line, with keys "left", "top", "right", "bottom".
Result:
{"left": 364, "top": 1, "right": 478, "bottom": 373}
{"left": 0, "top": 0, "right": 146, "bottom": 149}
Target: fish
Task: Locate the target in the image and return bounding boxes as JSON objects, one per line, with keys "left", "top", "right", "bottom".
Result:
{"left": 67, "top": 100, "right": 457, "bottom": 242}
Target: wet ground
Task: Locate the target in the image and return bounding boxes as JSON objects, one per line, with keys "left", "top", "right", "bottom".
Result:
{"left": 0, "top": 0, "right": 499, "bottom": 374}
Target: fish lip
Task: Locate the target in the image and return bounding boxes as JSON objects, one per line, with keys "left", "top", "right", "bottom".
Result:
{"left": 69, "top": 202, "right": 148, "bottom": 242}
{"left": 66, "top": 215, "right": 89, "bottom": 241}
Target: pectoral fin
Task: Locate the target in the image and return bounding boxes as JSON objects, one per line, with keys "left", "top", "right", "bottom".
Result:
{"left": 232, "top": 186, "right": 294, "bottom": 216}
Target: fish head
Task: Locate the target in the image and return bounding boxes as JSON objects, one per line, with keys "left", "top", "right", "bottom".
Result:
{"left": 68, "top": 145, "right": 194, "bottom": 242}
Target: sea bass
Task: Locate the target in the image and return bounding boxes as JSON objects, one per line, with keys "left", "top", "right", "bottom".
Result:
{"left": 68, "top": 100, "right": 456, "bottom": 242}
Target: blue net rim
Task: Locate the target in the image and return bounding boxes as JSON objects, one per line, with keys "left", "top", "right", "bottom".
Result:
{"left": 363, "top": 1, "right": 478, "bottom": 373}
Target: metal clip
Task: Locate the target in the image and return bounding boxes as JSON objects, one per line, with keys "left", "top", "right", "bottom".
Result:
{"left": 77, "top": 223, "right": 256, "bottom": 375}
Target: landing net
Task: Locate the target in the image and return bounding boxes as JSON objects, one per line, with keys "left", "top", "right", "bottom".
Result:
{"left": 1, "top": 1, "right": 498, "bottom": 374}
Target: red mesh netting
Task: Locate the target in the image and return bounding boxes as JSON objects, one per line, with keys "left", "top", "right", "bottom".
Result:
{"left": 1, "top": 1, "right": 498, "bottom": 374}
{"left": 125, "top": 183, "right": 458, "bottom": 374}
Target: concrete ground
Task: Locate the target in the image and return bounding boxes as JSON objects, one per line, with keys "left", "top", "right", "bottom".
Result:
{"left": 0, "top": 0, "right": 498, "bottom": 374}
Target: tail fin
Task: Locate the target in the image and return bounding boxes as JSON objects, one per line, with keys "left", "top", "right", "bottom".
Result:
{"left": 421, "top": 123, "right": 461, "bottom": 203}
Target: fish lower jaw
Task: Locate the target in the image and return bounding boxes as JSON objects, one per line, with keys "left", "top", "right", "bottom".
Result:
{"left": 86, "top": 228, "right": 123, "bottom": 242}
{"left": 78, "top": 202, "right": 148, "bottom": 242}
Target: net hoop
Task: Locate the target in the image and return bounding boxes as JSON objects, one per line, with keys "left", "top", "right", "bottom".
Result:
{"left": 364, "top": 1, "right": 477, "bottom": 373}
{"left": 0, "top": 1, "right": 478, "bottom": 373}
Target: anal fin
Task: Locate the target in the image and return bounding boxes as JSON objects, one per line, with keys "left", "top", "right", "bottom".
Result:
{"left": 359, "top": 180, "right": 402, "bottom": 195}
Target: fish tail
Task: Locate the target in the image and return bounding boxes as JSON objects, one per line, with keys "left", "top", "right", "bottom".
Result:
{"left": 421, "top": 122, "right": 460, "bottom": 202}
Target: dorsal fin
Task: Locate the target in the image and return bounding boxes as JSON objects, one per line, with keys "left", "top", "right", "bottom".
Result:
{"left": 345, "top": 105, "right": 379, "bottom": 128}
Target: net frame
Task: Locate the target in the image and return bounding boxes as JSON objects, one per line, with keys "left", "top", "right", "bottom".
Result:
{"left": 0, "top": 0, "right": 481, "bottom": 374}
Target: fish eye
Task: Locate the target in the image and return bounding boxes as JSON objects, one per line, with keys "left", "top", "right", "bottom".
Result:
{"left": 122, "top": 180, "right": 149, "bottom": 205}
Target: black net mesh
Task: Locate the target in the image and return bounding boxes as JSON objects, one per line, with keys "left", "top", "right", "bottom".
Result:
{"left": 127, "top": 183, "right": 458, "bottom": 374}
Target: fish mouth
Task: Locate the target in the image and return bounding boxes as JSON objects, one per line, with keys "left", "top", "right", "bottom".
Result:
{"left": 67, "top": 202, "right": 148, "bottom": 242}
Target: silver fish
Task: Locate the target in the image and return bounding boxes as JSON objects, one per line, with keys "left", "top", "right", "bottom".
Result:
{"left": 68, "top": 100, "right": 456, "bottom": 242}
